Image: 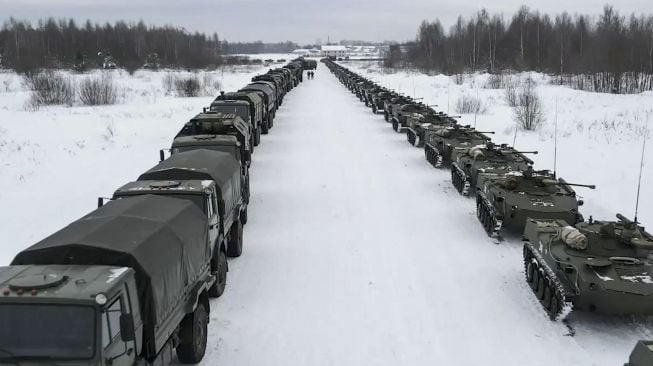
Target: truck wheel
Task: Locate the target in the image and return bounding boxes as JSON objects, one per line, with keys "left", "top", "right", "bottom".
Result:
{"left": 208, "top": 249, "right": 227, "bottom": 298}
{"left": 240, "top": 206, "right": 248, "bottom": 225}
{"left": 255, "top": 128, "right": 261, "bottom": 146}
{"left": 176, "top": 302, "right": 208, "bottom": 364}
{"left": 227, "top": 220, "right": 243, "bottom": 258}
{"left": 262, "top": 119, "right": 269, "bottom": 134}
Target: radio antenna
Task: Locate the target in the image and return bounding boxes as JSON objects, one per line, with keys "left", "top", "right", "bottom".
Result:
{"left": 634, "top": 112, "right": 649, "bottom": 223}
{"left": 553, "top": 96, "right": 558, "bottom": 178}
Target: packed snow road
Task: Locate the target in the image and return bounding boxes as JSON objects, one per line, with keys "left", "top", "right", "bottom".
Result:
{"left": 202, "top": 70, "right": 651, "bottom": 365}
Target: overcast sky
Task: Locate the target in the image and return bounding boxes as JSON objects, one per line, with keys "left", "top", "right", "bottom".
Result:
{"left": 2, "top": 0, "right": 652, "bottom": 44}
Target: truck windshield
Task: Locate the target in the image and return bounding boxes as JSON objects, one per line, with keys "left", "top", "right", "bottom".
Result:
{"left": 0, "top": 304, "right": 95, "bottom": 360}
{"left": 174, "top": 145, "right": 237, "bottom": 159}
{"left": 211, "top": 105, "right": 250, "bottom": 121}
{"left": 165, "top": 194, "right": 206, "bottom": 213}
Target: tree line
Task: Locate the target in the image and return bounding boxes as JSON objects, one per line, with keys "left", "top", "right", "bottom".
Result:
{"left": 393, "top": 5, "right": 653, "bottom": 93}
{"left": 0, "top": 18, "right": 222, "bottom": 73}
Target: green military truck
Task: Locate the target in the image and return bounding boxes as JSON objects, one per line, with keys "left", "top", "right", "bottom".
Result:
{"left": 240, "top": 83, "right": 277, "bottom": 129}
{"left": 176, "top": 112, "right": 252, "bottom": 167}
{"left": 211, "top": 92, "right": 263, "bottom": 146}
{"left": 138, "top": 149, "right": 247, "bottom": 250}
{"left": 6, "top": 195, "right": 215, "bottom": 365}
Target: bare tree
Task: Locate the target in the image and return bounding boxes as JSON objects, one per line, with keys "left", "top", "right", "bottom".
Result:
{"left": 513, "top": 77, "right": 545, "bottom": 130}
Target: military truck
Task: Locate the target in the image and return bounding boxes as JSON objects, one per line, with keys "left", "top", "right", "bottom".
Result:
{"left": 6, "top": 195, "right": 215, "bottom": 364}
{"left": 450, "top": 143, "right": 536, "bottom": 196}
{"left": 406, "top": 112, "right": 457, "bottom": 147}
{"left": 137, "top": 149, "right": 246, "bottom": 253}
{"left": 305, "top": 59, "right": 318, "bottom": 70}
{"left": 252, "top": 75, "right": 285, "bottom": 105}
{"left": 213, "top": 91, "right": 263, "bottom": 145}
{"left": 269, "top": 68, "right": 293, "bottom": 92}
{"left": 284, "top": 62, "right": 303, "bottom": 84}
{"left": 251, "top": 80, "right": 280, "bottom": 109}
{"left": 523, "top": 214, "right": 653, "bottom": 320}
{"left": 208, "top": 101, "right": 257, "bottom": 150}
{"left": 176, "top": 112, "right": 252, "bottom": 167}
{"left": 476, "top": 169, "right": 593, "bottom": 236}
{"left": 626, "top": 341, "right": 653, "bottom": 366}
{"left": 424, "top": 125, "right": 494, "bottom": 168}
{"left": 240, "top": 83, "right": 277, "bottom": 128}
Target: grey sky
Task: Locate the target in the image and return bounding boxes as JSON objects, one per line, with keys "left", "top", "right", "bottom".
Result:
{"left": 2, "top": 0, "right": 652, "bottom": 44}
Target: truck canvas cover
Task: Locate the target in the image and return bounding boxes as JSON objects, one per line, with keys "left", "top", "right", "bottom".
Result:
{"left": 12, "top": 195, "right": 209, "bottom": 353}
{"left": 138, "top": 149, "right": 241, "bottom": 215}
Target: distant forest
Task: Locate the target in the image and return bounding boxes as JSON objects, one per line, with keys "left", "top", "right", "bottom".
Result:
{"left": 392, "top": 5, "right": 653, "bottom": 93}
{"left": 0, "top": 18, "right": 307, "bottom": 73}
{"left": 0, "top": 18, "right": 226, "bottom": 72}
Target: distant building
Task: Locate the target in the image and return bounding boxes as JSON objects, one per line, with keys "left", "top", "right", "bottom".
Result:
{"left": 321, "top": 45, "right": 347, "bottom": 58}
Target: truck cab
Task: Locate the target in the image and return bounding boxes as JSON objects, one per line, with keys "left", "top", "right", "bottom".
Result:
{"left": 0, "top": 264, "right": 143, "bottom": 366}
{"left": 170, "top": 135, "right": 248, "bottom": 184}
{"left": 208, "top": 100, "right": 257, "bottom": 149}
{"left": 175, "top": 112, "right": 252, "bottom": 167}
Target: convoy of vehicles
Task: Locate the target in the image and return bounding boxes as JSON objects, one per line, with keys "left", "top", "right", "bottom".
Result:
{"left": 2, "top": 56, "right": 648, "bottom": 363}
{"left": 0, "top": 58, "right": 308, "bottom": 364}
{"left": 325, "top": 59, "right": 651, "bottom": 330}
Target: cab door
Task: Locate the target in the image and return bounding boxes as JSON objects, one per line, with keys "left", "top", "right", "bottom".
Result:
{"left": 102, "top": 295, "right": 136, "bottom": 366}
{"left": 207, "top": 191, "right": 220, "bottom": 247}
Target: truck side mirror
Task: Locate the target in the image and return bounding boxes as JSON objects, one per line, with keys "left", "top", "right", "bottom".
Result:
{"left": 159, "top": 150, "right": 165, "bottom": 162}
{"left": 98, "top": 197, "right": 104, "bottom": 208}
{"left": 119, "top": 314, "right": 136, "bottom": 342}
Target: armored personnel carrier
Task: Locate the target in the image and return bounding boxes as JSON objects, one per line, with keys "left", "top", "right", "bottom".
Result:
{"left": 406, "top": 112, "right": 458, "bottom": 147}
{"left": 626, "top": 341, "right": 653, "bottom": 366}
{"left": 450, "top": 143, "right": 537, "bottom": 195}
{"left": 383, "top": 95, "right": 414, "bottom": 122}
{"left": 390, "top": 102, "right": 435, "bottom": 133}
{"left": 424, "top": 125, "right": 494, "bottom": 168}
{"left": 523, "top": 214, "right": 653, "bottom": 320}
{"left": 369, "top": 89, "right": 395, "bottom": 114}
{"left": 476, "top": 168, "right": 593, "bottom": 236}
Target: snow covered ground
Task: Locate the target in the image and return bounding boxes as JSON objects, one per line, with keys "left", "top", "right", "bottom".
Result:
{"left": 1, "top": 60, "right": 652, "bottom": 365}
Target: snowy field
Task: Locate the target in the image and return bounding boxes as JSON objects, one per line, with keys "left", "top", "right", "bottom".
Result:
{"left": 1, "top": 58, "right": 652, "bottom": 365}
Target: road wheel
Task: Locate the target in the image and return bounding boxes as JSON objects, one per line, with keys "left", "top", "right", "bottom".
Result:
{"left": 227, "top": 220, "right": 243, "bottom": 258}
{"left": 536, "top": 273, "right": 546, "bottom": 300}
{"left": 255, "top": 128, "right": 261, "bottom": 146}
{"left": 176, "top": 302, "right": 208, "bottom": 364}
{"left": 208, "top": 249, "right": 227, "bottom": 298}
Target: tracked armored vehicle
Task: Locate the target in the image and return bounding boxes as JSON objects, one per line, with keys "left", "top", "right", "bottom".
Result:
{"left": 523, "top": 215, "right": 653, "bottom": 320}
{"left": 450, "top": 143, "right": 537, "bottom": 195}
{"left": 390, "top": 102, "right": 434, "bottom": 133}
{"left": 476, "top": 169, "right": 593, "bottom": 236}
{"left": 406, "top": 112, "right": 458, "bottom": 147}
{"left": 424, "top": 125, "right": 494, "bottom": 168}
{"left": 383, "top": 95, "right": 414, "bottom": 122}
